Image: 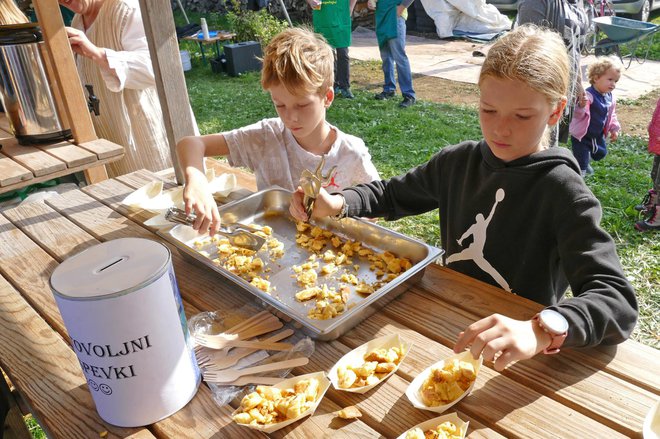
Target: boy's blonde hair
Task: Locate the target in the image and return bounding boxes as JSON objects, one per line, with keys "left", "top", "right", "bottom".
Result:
{"left": 479, "top": 25, "right": 569, "bottom": 107}
{"left": 587, "top": 57, "right": 622, "bottom": 84}
{"left": 261, "top": 27, "right": 334, "bottom": 96}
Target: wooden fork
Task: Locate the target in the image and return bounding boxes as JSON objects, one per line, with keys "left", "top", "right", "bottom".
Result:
{"left": 213, "top": 311, "right": 274, "bottom": 341}
{"left": 195, "top": 319, "right": 284, "bottom": 349}
{"left": 203, "top": 357, "right": 309, "bottom": 383}
{"left": 196, "top": 335, "right": 293, "bottom": 351}
{"left": 202, "top": 328, "right": 295, "bottom": 370}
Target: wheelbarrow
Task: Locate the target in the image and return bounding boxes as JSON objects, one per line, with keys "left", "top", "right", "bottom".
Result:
{"left": 593, "top": 16, "right": 659, "bottom": 68}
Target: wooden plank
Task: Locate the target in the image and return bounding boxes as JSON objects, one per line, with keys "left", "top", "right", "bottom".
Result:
{"left": 2, "top": 202, "right": 96, "bottom": 261}
{"left": 139, "top": 0, "right": 197, "bottom": 185}
{"left": 77, "top": 138, "right": 125, "bottom": 160}
{"left": 37, "top": 140, "right": 96, "bottom": 168}
{"left": 420, "top": 266, "right": 660, "bottom": 394}
{"left": 0, "top": 273, "right": 151, "bottom": 438}
{"left": 0, "top": 152, "right": 122, "bottom": 196}
{"left": 33, "top": 0, "right": 96, "bottom": 144}
{"left": 0, "top": 213, "right": 64, "bottom": 333}
{"left": 0, "top": 137, "right": 66, "bottom": 177}
{"left": 342, "top": 312, "right": 627, "bottom": 439}
{"left": 0, "top": 153, "right": 32, "bottom": 187}
{"left": 381, "top": 286, "right": 654, "bottom": 438}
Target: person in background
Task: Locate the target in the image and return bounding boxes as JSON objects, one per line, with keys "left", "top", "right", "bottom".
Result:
{"left": 569, "top": 57, "right": 621, "bottom": 177}
{"left": 307, "top": 0, "right": 356, "bottom": 98}
{"left": 635, "top": 97, "right": 660, "bottom": 231}
{"left": 59, "top": 0, "right": 175, "bottom": 178}
{"left": 517, "top": 0, "right": 588, "bottom": 146}
{"left": 290, "top": 25, "right": 637, "bottom": 371}
{"left": 371, "top": 0, "right": 416, "bottom": 108}
{"left": 176, "top": 27, "right": 380, "bottom": 235}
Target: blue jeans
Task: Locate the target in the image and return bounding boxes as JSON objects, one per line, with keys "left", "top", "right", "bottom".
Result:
{"left": 379, "top": 16, "right": 415, "bottom": 99}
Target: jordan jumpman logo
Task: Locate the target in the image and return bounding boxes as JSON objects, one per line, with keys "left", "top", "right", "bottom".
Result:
{"left": 446, "top": 188, "right": 511, "bottom": 292}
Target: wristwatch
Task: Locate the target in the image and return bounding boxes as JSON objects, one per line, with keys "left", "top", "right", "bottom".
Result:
{"left": 533, "top": 309, "right": 568, "bottom": 355}
{"left": 330, "top": 194, "right": 348, "bottom": 220}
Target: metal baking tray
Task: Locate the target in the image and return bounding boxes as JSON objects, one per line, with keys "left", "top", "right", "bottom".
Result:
{"left": 158, "top": 188, "right": 443, "bottom": 340}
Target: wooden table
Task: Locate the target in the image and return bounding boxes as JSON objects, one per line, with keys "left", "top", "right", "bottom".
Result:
{"left": 0, "top": 160, "right": 658, "bottom": 438}
{"left": 0, "top": 117, "right": 124, "bottom": 195}
{"left": 182, "top": 31, "right": 236, "bottom": 65}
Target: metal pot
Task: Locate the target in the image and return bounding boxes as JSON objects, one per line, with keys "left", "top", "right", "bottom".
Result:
{"left": 0, "top": 23, "right": 71, "bottom": 145}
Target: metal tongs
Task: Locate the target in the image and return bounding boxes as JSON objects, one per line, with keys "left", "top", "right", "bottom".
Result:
{"left": 165, "top": 207, "right": 266, "bottom": 251}
{"left": 300, "top": 155, "right": 337, "bottom": 220}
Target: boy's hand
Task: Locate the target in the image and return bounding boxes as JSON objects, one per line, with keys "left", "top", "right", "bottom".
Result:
{"left": 182, "top": 169, "right": 221, "bottom": 236}
{"left": 289, "top": 187, "right": 344, "bottom": 221}
{"left": 610, "top": 131, "right": 619, "bottom": 142}
{"left": 396, "top": 4, "right": 405, "bottom": 15}
{"left": 453, "top": 314, "right": 552, "bottom": 371}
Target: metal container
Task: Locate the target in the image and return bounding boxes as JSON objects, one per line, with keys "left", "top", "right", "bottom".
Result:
{"left": 50, "top": 238, "right": 200, "bottom": 427}
{"left": 0, "top": 23, "right": 71, "bottom": 145}
{"left": 158, "top": 189, "right": 443, "bottom": 340}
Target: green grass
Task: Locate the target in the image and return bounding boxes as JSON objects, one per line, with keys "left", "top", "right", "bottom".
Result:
{"left": 183, "top": 60, "right": 659, "bottom": 349}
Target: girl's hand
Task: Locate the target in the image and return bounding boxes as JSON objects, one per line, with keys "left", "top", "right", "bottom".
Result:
{"left": 453, "top": 314, "right": 552, "bottom": 371}
{"left": 65, "top": 27, "right": 106, "bottom": 64}
{"left": 289, "top": 187, "right": 344, "bottom": 221}
{"left": 182, "top": 169, "right": 221, "bottom": 236}
{"left": 577, "top": 93, "right": 588, "bottom": 108}
{"left": 610, "top": 131, "right": 619, "bottom": 142}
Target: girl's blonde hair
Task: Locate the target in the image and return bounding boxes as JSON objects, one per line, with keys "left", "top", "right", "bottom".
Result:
{"left": 479, "top": 24, "right": 569, "bottom": 107}
{"left": 261, "top": 27, "right": 334, "bottom": 96}
{"left": 0, "top": 0, "right": 28, "bottom": 24}
{"left": 587, "top": 57, "right": 622, "bottom": 84}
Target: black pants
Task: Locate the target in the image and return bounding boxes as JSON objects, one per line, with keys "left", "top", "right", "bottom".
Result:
{"left": 334, "top": 47, "right": 350, "bottom": 91}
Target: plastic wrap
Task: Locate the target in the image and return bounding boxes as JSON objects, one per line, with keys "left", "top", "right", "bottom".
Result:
{"left": 188, "top": 305, "right": 315, "bottom": 407}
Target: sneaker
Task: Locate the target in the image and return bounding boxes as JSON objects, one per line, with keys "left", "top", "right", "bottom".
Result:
{"left": 635, "top": 205, "right": 660, "bottom": 231}
{"left": 580, "top": 165, "right": 594, "bottom": 178}
{"left": 399, "top": 96, "right": 416, "bottom": 108}
{"left": 635, "top": 189, "right": 657, "bottom": 213}
{"left": 374, "top": 90, "right": 395, "bottom": 100}
{"left": 336, "top": 88, "right": 354, "bottom": 99}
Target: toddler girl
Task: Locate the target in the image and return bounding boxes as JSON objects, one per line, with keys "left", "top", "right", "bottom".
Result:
{"left": 569, "top": 57, "right": 622, "bottom": 176}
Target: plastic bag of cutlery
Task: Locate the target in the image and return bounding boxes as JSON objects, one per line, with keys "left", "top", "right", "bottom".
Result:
{"left": 187, "top": 306, "right": 315, "bottom": 407}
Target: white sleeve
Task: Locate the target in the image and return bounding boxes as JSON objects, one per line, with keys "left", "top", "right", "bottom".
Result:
{"left": 99, "top": 4, "right": 155, "bottom": 92}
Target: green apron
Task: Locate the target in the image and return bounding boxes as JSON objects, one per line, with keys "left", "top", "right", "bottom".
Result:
{"left": 375, "top": 0, "right": 399, "bottom": 48}
{"left": 313, "top": 0, "right": 351, "bottom": 49}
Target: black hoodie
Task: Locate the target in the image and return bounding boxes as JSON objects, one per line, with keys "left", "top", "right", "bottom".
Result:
{"left": 341, "top": 140, "right": 638, "bottom": 348}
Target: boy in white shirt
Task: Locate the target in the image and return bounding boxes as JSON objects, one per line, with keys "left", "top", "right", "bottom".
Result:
{"left": 176, "top": 27, "right": 380, "bottom": 235}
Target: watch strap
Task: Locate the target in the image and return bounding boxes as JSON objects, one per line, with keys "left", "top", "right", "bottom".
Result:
{"left": 330, "top": 194, "right": 348, "bottom": 220}
{"left": 533, "top": 313, "right": 568, "bottom": 355}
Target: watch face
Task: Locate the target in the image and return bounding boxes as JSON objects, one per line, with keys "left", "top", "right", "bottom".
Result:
{"left": 540, "top": 309, "right": 569, "bottom": 334}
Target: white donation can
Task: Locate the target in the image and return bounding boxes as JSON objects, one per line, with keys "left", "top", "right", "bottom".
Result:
{"left": 50, "top": 237, "right": 200, "bottom": 427}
